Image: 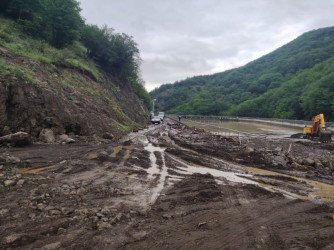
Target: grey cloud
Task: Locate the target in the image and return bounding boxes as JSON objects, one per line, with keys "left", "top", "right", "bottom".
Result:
{"left": 79, "top": 0, "right": 334, "bottom": 91}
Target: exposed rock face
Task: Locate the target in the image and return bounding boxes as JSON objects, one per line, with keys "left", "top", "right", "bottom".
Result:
{"left": 0, "top": 132, "right": 32, "bottom": 146}
{"left": 0, "top": 48, "right": 149, "bottom": 140}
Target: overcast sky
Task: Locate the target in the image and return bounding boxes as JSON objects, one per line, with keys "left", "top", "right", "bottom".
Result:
{"left": 79, "top": 0, "right": 334, "bottom": 91}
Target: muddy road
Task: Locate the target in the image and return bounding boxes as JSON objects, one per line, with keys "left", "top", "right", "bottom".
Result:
{"left": 0, "top": 119, "right": 334, "bottom": 249}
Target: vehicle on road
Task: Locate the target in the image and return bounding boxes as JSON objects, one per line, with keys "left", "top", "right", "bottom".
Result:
{"left": 158, "top": 112, "right": 165, "bottom": 121}
{"left": 151, "top": 116, "right": 162, "bottom": 124}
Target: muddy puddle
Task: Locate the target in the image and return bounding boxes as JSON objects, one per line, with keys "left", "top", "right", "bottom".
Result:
{"left": 19, "top": 165, "right": 58, "bottom": 174}
{"left": 245, "top": 166, "right": 334, "bottom": 203}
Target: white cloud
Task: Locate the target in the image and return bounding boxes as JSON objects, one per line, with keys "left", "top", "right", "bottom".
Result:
{"left": 79, "top": 0, "right": 334, "bottom": 91}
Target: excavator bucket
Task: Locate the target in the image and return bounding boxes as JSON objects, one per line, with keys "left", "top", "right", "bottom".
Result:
{"left": 320, "top": 131, "right": 332, "bottom": 143}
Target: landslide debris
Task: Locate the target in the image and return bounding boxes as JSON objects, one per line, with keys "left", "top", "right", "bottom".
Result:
{"left": 0, "top": 120, "right": 333, "bottom": 249}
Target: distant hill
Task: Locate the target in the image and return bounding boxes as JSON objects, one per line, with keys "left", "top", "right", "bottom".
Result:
{"left": 150, "top": 27, "right": 334, "bottom": 121}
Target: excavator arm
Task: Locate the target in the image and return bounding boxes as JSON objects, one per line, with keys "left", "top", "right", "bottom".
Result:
{"left": 311, "top": 114, "right": 325, "bottom": 136}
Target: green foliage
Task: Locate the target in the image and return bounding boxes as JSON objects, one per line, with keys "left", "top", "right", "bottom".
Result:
{"left": 111, "top": 119, "right": 137, "bottom": 135}
{"left": 1, "top": 0, "right": 84, "bottom": 48}
{"left": 81, "top": 24, "right": 141, "bottom": 80}
{"left": 43, "top": 0, "right": 84, "bottom": 48}
{"left": 151, "top": 27, "right": 334, "bottom": 121}
{"left": 0, "top": 17, "right": 100, "bottom": 81}
{"left": 81, "top": 24, "right": 149, "bottom": 107}
{"left": 130, "top": 80, "right": 152, "bottom": 110}
{"left": 0, "top": 59, "right": 10, "bottom": 75}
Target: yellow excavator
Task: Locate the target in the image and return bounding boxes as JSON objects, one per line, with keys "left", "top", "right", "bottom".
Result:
{"left": 303, "top": 113, "right": 332, "bottom": 142}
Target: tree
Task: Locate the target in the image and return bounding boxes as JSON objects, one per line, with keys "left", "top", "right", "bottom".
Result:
{"left": 81, "top": 24, "right": 141, "bottom": 80}
{"left": 1, "top": 0, "right": 84, "bottom": 48}
{"left": 43, "top": 0, "right": 84, "bottom": 48}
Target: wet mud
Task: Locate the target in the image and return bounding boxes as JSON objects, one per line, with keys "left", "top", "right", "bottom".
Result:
{"left": 0, "top": 119, "right": 333, "bottom": 249}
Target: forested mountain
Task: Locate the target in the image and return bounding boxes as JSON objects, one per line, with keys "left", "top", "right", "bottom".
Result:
{"left": 0, "top": 0, "right": 151, "bottom": 138}
{"left": 150, "top": 27, "right": 334, "bottom": 121}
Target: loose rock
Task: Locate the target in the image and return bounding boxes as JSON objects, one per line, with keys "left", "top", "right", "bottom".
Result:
{"left": 16, "top": 179, "right": 25, "bottom": 186}
{"left": 0, "top": 132, "right": 32, "bottom": 146}
{"left": 103, "top": 132, "right": 114, "bottom": 140}
{"left": 305, "top": 158, "right": 315, "bottom": 166}
{"left": 39, "top": 129, "right": 55, "bottom": 143}
{"left": 132, "top": 231, "right": 147, "bottom": 241}
{"left": 59, "top": 134, "right": 75, "bottom": 144}
{"left": 4, "top": 180, "right": 16, "bottom": 187}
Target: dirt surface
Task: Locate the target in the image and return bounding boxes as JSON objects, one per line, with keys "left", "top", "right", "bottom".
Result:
{"left": 0, "top": 119, "right": 334, "bottom": 249}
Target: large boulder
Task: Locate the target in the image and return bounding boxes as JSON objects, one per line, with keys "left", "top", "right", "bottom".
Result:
{"left": 0, "top": 132, "right": 32, "bottom": 146}
{"left": 39, "top": 129, "right": 55, "bottom": 143}
{"left": 272, "top": 155, "right": 288, "bottom": 168}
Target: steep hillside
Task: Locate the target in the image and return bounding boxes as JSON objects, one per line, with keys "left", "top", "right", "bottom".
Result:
{"left": 150, "top": 27, "right": 334, "bottom": 121}
{"left": 0, "top": 17, "right": 149, "bottom": 139}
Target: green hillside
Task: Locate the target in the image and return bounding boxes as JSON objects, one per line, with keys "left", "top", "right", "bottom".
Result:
{"left": 150, "top": 27, "right": 334, "bottom": 121}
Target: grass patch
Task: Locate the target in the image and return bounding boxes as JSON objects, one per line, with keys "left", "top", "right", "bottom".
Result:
{"left": 79, "top": 86, "right": 97, "bottom": 96}
{"left": 0, "top": 59, "right": 10, "bottom": 76}
{"left": 111, "top": 118, "right": 141, "bottom": 135}
{"left": 0, "top": 60, "right": 38, "bottom": 85}
{"left": 112, "top": 119, "right": 133, "bottom": 134}
{"left": 64, "top": 58, "right": 100, "bottom": 80}
{"left": 0, "top": 16, "right": 100, "bottom": 81}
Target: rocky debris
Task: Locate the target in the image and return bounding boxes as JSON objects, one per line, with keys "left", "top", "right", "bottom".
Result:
{"left": 305, "top": 158, "right": 315, "bottom": 166}
{"left": 49, "top": 209, "right": 61, "bottom": 216}
{"left": 58, "top": 134, "right": 75, "bottom": 144}
{"left": 132, "top": 231, "right": 147, "bottom": 241}
{"left": 57, "top": 228, "right": 66, "bottom": 234}
{"left": 102, "top": 132, "right": 114, "bottom": 140}
{"left": 0, "top": 120, "right": 332, "bottom": 249}
{"left": 273, "top": 146, "right": 283, "bottom": 155}
{"left": 0, "top": 132, "right": 32, "bottom": 146}
{"left": 40, "top": 242, "right": 61, "bottom": 250}
{"left": 16, "top": 179, "right": 25, "bottom": 186}
{"left": 162, "top": 214, "right": 173, "bottom": 220}
{"left": 0, "top": 208, "right": 9, "bottom": 215}
{"left": 4, "top": 180, "right": 16, "bottom": 187}
{"left": 257, "top": 143, "right": 332, "bottom": 175}
{"left": 111, "top": 213, "right": 126, "bottom": 224}
{"left": 39, "top": 129, "right": 55, "bottom": 143}
{"left": 272, "top": 155, "right": 288, "bottom": 168}
{"left": 0, "top": 154, "right": 21, "bottom": 164}
{"left": 245, "top": 147, "right": 255, "bottom": 153}
{"left": 3, "top": 234, "right": 25, "bottom": 244}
